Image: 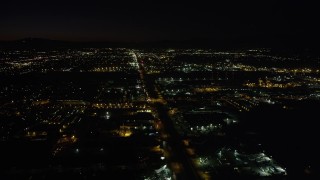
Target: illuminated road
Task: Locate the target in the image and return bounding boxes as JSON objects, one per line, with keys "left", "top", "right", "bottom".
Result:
{"left": 130, "top": 51, "right": 149, "bottom": 99}
{"left": 133, "top": 51, "right": 201, "bottom": 180}
{"left": 155, "top": 103, "right": 201, "bottom": 180}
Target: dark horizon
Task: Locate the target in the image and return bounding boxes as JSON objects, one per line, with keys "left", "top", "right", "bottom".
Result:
{"left": 1, "top": 1, "right": 319, "bottom": 46}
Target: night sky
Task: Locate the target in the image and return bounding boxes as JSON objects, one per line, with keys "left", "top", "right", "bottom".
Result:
{"left": 1, "top": 1, "right": 319, "bottom": 45}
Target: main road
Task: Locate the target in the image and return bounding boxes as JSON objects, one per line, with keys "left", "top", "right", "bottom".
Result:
{"left": 131, "top": 51, "right": 201, "bottom": 180}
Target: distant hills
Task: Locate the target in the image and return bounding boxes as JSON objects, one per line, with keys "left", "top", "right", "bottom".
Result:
{"left": 0, "top": 38, "right": 238, "bottom": 49}
{"left": 0, "top": 37, "right": 319, "bottom": 50}
{"left": 0, "top": 38, "right": 120, "bottom": 49}
{"left": 0, "top": 38, "right": 182, "bottom": 49}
